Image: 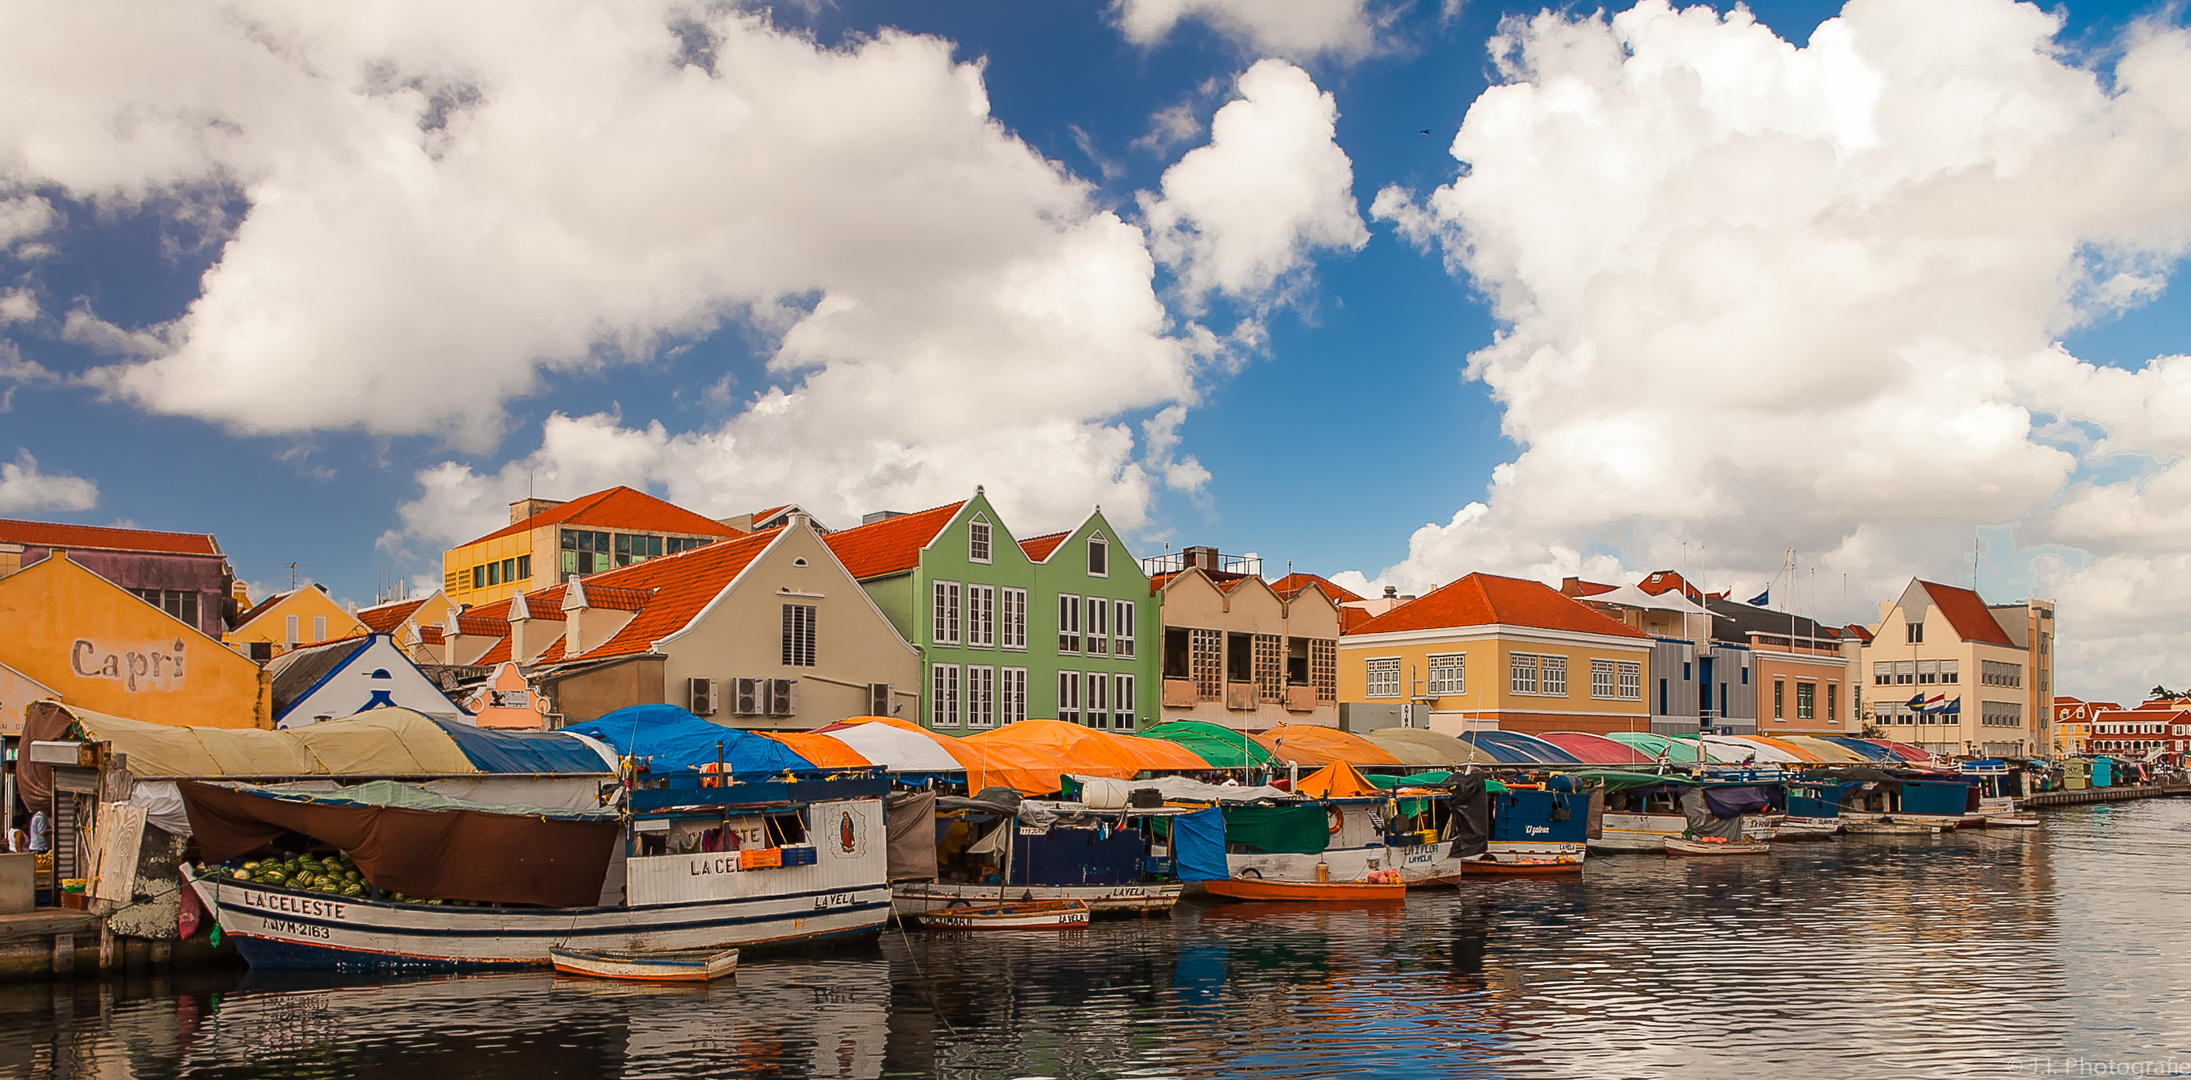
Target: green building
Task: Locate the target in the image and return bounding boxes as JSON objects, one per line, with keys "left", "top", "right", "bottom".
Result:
{"left": 822, "top": 489, "right": 1159, "bottom": 732}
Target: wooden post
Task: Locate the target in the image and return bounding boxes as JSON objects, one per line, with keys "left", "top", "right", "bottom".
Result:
{"left": 51, "top": 931, "right": 74, "bottom": 977}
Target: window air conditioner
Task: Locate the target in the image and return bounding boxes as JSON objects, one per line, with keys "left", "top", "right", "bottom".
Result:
{"left": 767, "top": 678, "right": 798, "bottom": 717}
{"left": 867, "top": 683, "right": 894, "bottom": 717}
{"left": 688, "top": 677, "right": 719, "bottom": 716}
{"left": 731, "top": 677, "right": 763, "bottom": 717}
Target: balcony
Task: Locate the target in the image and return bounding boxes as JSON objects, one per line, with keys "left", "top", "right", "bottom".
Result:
{"left": 1140, "top": 546, "right": 1263, "bottom": 578}
{"left": 1162, "top": 679, "right": 1203, "bottom": 708}
{"left": 1286, "top": 685, "right": 1317, "bottom": 713}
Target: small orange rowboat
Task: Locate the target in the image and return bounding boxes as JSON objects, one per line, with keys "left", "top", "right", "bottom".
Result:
{"left": 1458, "top": 854, "right": 1584, "bottom": 876}
{"left": 912, "top": 899, "right": 1092, "bottom": 931}
{"left": 1202, "top": 878, "right": 1406, "bottom": 903}
{"left": 551, "top": 946, "right": 739, "bottom": 983}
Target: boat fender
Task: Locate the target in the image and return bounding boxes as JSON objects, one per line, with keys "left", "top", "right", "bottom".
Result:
{"left": 1326, "top": 807, "right": 1344, "bottom": 835}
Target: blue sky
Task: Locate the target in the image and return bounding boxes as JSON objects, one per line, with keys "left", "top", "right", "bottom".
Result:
{"left": 4, "top": 0, "right": 2188, "bottom": 695}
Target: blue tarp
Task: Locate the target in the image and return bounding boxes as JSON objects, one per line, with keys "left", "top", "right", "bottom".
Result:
{"left": 1489, "top": 788, "right": 1589, "bottom": 843}
{"left": 564, "top": 704, "right": 817, "bottom": 775}
{"left": 1172, "top": 807, "right": 1229, "bottom": 882}
{"left": 1822, "top": 736, "right": 1896, "bottom": 762}
{"left": 428, "top": 719, "right": 613, "bottom": 774}
{"left": 1462, "top": 731, "right": 1584, "bottom": 765}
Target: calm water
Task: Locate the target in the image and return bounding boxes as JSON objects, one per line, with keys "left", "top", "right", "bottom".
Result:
{"left": 7, "top": 799, "right": 2191, "bottom": 1079}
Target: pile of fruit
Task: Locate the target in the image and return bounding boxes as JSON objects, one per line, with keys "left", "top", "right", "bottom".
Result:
{"left": 224, "top": 852, "right": 399, "bottom": 900}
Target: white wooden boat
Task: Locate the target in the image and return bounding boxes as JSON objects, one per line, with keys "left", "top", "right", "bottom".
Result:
{"left": 892, "top": 881, "right": 1178, "bottom": 916}
{"left": 1664, "top": 836, "right": 1773, "bottom": 856}
{"left": 1771, "top": 818, "right": 1842, "bottom": 840}
{"left": 911, "top": 899, "right": 1091, "bottom": 931}
{"left": 551, "top": 946, "right": 738, "bottom": 983}
{"left": 1981, "top": 814, "right": 2041, "bottom": 828}
{"left": 1843, "top": 818, "right": 1945, "bottom": 835}
{"left": 1595, "top": 812, "right": 1776, "bottom": 852}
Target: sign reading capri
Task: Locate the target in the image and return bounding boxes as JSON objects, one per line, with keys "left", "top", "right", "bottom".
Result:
{"left": 71, "top": 638, "right": 188, "bottom": 693}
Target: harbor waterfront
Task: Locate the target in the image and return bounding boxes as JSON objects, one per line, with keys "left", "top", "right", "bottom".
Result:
{"left": 6, "top": 800, "right": 2191, "bottom": 1079}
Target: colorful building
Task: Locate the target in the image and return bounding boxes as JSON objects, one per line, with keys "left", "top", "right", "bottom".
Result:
{"left": 0, "top": 518, "right": 236, "bottom": 638}
{"left": 0, "top": 551, "right": 271, "bottom": 728}
{"left": 2085, "top": 697, "right": 2191, "bottom": 760}
{"left": 1704, "top": 598, "right": 1858, "bottom": 736}
{"left": 823, "top": 491, "right": 1159, "bottom": 733}
{"left": 441, "top": 487, "right": 744, "bottom": 606}
{"left": 1146, "top": 548, "right": 1342, "bottom": 729}
{"left": 425, "top": 515, "right": 919, "bottom": 730}
{"left": 357, "top": 590, "right": 458, "bottom": 658}
{"left": 2051, "top": 696, "right": 2109, "bottom": 756}
{"left": 1858, "top": 580, "right": 2047, "bottom": 757}
{"left": 225, "top": 583, "right": 368, "bottom": 658}
{"left": 1570, "top": 580, "right": 1758, "bottom": 735}
{"left": 1339, "top": 573, "right": 1653, "bottom": 736}
{"left": 265, "top": 633, "right": 467, "bottom": 728}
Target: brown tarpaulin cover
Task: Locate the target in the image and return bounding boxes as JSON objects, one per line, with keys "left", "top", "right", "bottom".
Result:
{"left": 179, "top": 780, "right": 618, "bottom": 908}
{"left": 886, "top": 790, "right": 938, "bottom": 882}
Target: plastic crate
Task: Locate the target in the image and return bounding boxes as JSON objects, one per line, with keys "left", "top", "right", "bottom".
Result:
{"left": 780, "top": 845, "right": 818, "bottom": 867}
{"left": 738, "top": 848, "right": 783, "bottom": 870}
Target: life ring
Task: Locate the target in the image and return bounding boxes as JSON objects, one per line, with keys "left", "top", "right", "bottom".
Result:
{"left": 1326, "top": 807, "right": 1344, "bottom": 835}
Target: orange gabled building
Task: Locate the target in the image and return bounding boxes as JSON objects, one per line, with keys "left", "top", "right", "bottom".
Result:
{"left": 441, "top": 487, "right": 745, "bottom": 606}
{"left": 1337, "top": 573, "right": 1653, "bottom": 737}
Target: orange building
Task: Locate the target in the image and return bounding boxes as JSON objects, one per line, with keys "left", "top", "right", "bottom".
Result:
{"left": 441, "top": 487, "right": 744, "bottom": 605}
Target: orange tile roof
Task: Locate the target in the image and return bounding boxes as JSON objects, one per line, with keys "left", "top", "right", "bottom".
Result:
{"left": 1270, "top": 573, "right": 1363, "bottom": 604}
{"left": 822, "top": 502, "right": 966, "bottom": 579}
{"left": 473, "top": 637, "right": 512, "bottom": 666}
{"left": 0, "top": 518, "right": 222, "bottom": 557}
{"left": 231, "top": 590, "right": 293, "bottom": 630}
{"left": 1338, "top": 606, "right": 1376, "bottom": 634}
{"left": 456, "top": 612, "right": 510, "bottom": 637}
{"left": 1916, "top": 581, "right": 2015, "bottom": 646}
{"left": 583, "top": 585, "right": 655, "bottom": 611}
{"left": 357, "top": 597, "right": 428, "bottom": 634}
{"left": 420, "top": 626, "right": 445, "bottom": 645}
{"left": 1348, "top": 573, "right": 1648, "bottom": 639}
{"left": 557, "top": 529, "right": 783, "bottom": 660}
{"left": 458, "top": 486, "right": 744, "bottom": 547}
{"left": 1018, "top": 531, "right": 1069, "bottom": 563}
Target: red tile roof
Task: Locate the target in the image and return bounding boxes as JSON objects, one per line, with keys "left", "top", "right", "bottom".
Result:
{"left": 822, "top": 502, "right": 965, "bottom": 579}
{"left": 1348, "top": 573, "right": 1648, "bottom": 639}
{"left": 1270, "top": 573, "right": 1363, "bottom": 604}
{"left": 1916, "top": 581, "right": 2015, "bottom": 646}
{"left": 473, "top": 637, "right": 512, "bottom": 666}
{"left": 357, "top": 597, "right": 428, "bottom": 633}
{"left": 1017, "top": 531, "right": 1069, "bottom": 563}
{"left": 1339, "top": 607, "right": 1376, "bottom": 634}
{"left": 0, "top": 518, "right": 223, "bottom": 557}
{"left": 459, "top": 486, "right": 744, "bottom": 547}
{"left": 557, "top": 529, "right": 782, "bottom": 659}
{"left": 419, "top": 626, "right": 445, "bottom": 645}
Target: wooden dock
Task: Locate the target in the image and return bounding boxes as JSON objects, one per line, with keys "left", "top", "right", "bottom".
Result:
{"left": 2018, "top": 784, "right": 2191, "bottom": 810}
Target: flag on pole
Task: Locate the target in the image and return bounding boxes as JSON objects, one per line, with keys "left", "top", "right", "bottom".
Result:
{"left": 1747, "top": 588, "right": 1770, "bottom": 607}
{"left": 1906, "top": 693, "right": 1927, "bottom": 709}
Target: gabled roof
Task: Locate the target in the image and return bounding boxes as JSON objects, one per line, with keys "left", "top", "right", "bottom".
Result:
{"left": 822, "top": 502, "right": 966, "bottom": 579}
{"left": 1271, "top": 573, "right": 1364, "bottom": 605}
{"left": 231, "top": 583, "right": 335, "bottom": 632}
{"left": 0, "top": 518, "right": 222, "bottom": 557}
{"left": 459, "top": 486, "right": 744, "bottom": 547}
{"left": 1018, "top": 531, "right": 1069, "bottom": 563}
{"left": 1348, "top": 573, "right": 1648, "bottom": 639}
{"left": 549, "top": 529, "right": 782, "bottom": 660}
{"left": 357, "top": 597, "right": 428, "bottom": 634}
{"left": 1915, "top": 580, "right": 2016, "bottom": 646}
{"left": 265, "top": 635, "right": 373, "bottom": 717}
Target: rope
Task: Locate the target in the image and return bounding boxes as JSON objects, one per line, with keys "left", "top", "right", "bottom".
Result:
{"left": 889, "top": 899, "right": 957, "bottom": 1039}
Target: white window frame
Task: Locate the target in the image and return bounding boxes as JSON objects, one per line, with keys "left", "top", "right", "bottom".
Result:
{"left": 1115, "top": 673, "right": 1136, "bottom": 731}
{"left": 1510, "top": 654, "right": 1539, "bottom": 696}
{"left": 1086, "top": 596, "right": 1109, "bottom": 656}
{"left": 285, "top": 614, "right": 300, "bottom": 647}
{"left": 1086, "top": 671, "right": 1110, "bottom": 729}
{"left": 1114, "top": 599, "right": 1136, "bottom": 660}
{"left": 968, "top": 517, "right": 992, "bottom": 564}
{"left": 1002, "top": 667, "right": 1028, "bottom": 725}
{"left": 966, "top": 665, "right": 995, "bottom": 729}
{"left": 1427, "top": 653, "right": 1465, "bottom": 696}
{"left": 932, "top": 581, "right": 961, "bottom": 647}
{"left": 1617, "top": 661, "right": 1642, "bottom": 701}
{"left": 1001, "top": 588, "right": 1028, "bottom": 651}
{"left": 1590, "top": 659, "right": 1616, "bottom": 700}
{"left": 1086, "top": 533, "right": 1109, "bottom": 578}
{"left": 930, "top": 663, "right": 960, "bottom": 728}
{"left": 1057, "top": 670, "right": 1081, "bottom": 724}
{"left": 1057, "top": 593, "right": 1081, "bottom": 654}
{"left": 1365, "top": 658, "right": 1401, "bottom": 698}
{"left": 1540, "top": 655, "right": 1567, "bottom": 697}
{"left": 966, "top": 584, "right": 996, "bottom": 648}
{"left": 312, "top": 616, "right": 327, "bottom": 643}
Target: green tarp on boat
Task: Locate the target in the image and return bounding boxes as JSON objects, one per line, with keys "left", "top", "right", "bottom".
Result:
{"left": 1221, "top": 805, "right": 1328, "bottom": 854}
{"left": 1140, "top": 720, "right": 1273, "bottom": 768}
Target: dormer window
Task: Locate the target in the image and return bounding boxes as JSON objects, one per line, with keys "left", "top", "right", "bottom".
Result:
{"left": 969, "top": 517, "right": 992, "bottom": 564}
{"left": 1086, "top": 533, "right": 1108, "bottom": 577}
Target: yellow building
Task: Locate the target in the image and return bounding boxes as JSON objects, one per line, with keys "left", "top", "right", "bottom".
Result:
{"left": 1338, "top": 572, "right": 1653, "bottom": 736}
{"left": 1858, "top": 579, "right": 2048, "bottom": 758}
{"left": 442, "top": 487, "right": 745, "bottom": 606}
{"left": 225, "top": 583, "right": 368, "bottom": 658}
{"left": 0, "top": 552, "right": 271, "bottom": 728}
{"left": 357, "top": 590, "right": 458, "bottom": 657}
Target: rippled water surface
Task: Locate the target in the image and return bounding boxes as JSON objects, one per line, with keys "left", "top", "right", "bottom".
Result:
{"left": 8, "top": 799, "right": 2191, "bottom": 1079}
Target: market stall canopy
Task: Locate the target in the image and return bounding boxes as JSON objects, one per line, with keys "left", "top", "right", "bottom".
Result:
{"left": 1667, "top": 735, "right": 1755, "bottom": 764}
{"left": 564, "top": 704, "right": 816, "bottom": 775}
{"left": 1822, "top": 736, "right": 1898, "bottom": 762}
{"left": 1780, "top": 735, "right": 1870, "bottom": 764}
{"left": 812, "top": 717, "right": 965, "bottom": 774}
{"left": 1589, "top": 583, "right": 1710, "bottom": 614}
{"left": 1702, "top": 734, "right": 1801, "bottom": 764}
{"left": 762, "top": 731, "right": 873, "bottom": 769}
{"left": 1733, "top": 734, "right": 1828, "bottom": 763}
{"left": 965, "top": 719, "right": 1204, "bottom": 778}
{"left": 1296, "top": 760, "right": 1380, "bottom": 798}
{"left": 1461, "top": 731, "right": 1584, "bottom": 765}
{"left": 1138, "top": 721, "right": 1273, "bottom": 768}
{"left": 1112, "top": 732, "right": 1215, "bottom": 772}
{"left": 1537, "top": 732, "right": 1659, "bottom": 766}
{"left": 1252, "top": 725, "right": 1403, "bottom": 767}
{"left": 1073, "top": 775, "right": 1293, "bottom": 807}
{"left": 825, "top": 717, "right": 1065, "bottom": 795}
{"left": 1606, "top": 731, "right": 1705, "bottom": 764}
{"left": 1864, "top": 738, "right": 1935, "bottom": 763}
{"left": 1366, "top": 728, "right": 1503, "bottom": 767}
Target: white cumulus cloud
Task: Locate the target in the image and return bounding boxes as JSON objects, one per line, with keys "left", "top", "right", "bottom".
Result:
{"left": 1142, "top": 59, "right": 1370, "bottom": 310}
{"left": 1362, "top": 0, "right": 2191, "bottom": 700}
{"left": 0, "top": 450, "right": 97, "bottom": 513}
{"left": 1112, "top": 0, "right": 1395, "bottom": 62}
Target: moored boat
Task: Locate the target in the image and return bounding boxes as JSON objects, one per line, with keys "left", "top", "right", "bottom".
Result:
{"left": 1664, "top": 836, "right": 1772, "bottom": 856}
{"left": 911, "top": 899, "right": 1091, "bottom": 931}
{"left": 551, "top": 946, "right": 739, "bottom": 983}
{"left": 1457, "top": 852, "right": 1584, "bottom": 875}
{"left": 1843, "top": 818, "right": 1945, "bottom": 835}
{"left": 1982, "top": 813, "right": 2041, "bottom": 828}
{"left": 1202, "top": 876, "right": 1406, "bottom": 903}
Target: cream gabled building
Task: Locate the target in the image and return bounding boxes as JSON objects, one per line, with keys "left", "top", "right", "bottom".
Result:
{"left": 1146, "top": 550, "right": 1343, "bottom": 729}
{"left": 1860, "top": 579, "right": 2053, "bottom": 757}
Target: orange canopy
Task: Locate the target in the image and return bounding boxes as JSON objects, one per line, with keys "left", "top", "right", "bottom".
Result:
{"left": 762, "top": 731, "right": 872, "bottom": 769}
{"left": 1296, "top": 760, "right": 1379, "bottom": 798}
{"left": 829, "top": 717, "right": 1069, "bottom": 795}
{"left": 1251, "top": 725, "right": 1403, "bottom": 767}
{"left": 1738, "top": 734, "right": 1827, "bottom": 763}
{"left": 1109, "top": 732, "right": 1214, "bottom": 772}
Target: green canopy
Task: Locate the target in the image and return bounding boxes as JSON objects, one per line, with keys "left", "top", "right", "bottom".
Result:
{"left": 1606, "top": 731, "right": 1704, "bottom": 764}
{"left": 1369, "top": 770, "right": 1455, "bottom": 789}
{"left": 1564, "top": 769, "right": 1698, "bottom": 791}
{"left": 1140, "top": 720, "right": 1273, "bottom": 768}
{"left": 1220, "top": 805, "right": 1328, "bottom": 854}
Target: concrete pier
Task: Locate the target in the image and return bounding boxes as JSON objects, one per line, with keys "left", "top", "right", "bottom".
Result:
{"left": 2018, "top": 785, "right": 2189, "bottom": 810}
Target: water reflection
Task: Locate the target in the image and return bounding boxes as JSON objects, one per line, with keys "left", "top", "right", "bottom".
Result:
{"left": 5, "top": 800, "right": 2190, "bottom": 1079}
